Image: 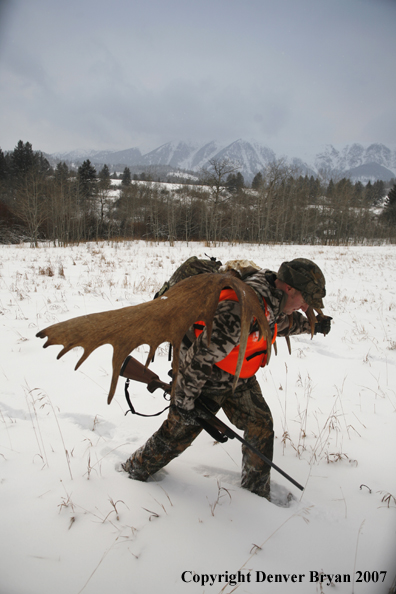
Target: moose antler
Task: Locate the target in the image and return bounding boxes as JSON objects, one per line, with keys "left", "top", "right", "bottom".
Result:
{"left": 36, "top": 273, "right": 272, "bottom": 404}
{"left": 284, "top": 304, "right": 324, "bottom": 355}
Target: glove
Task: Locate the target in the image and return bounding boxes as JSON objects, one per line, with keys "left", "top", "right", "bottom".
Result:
{"left": 314, "top": 315, "right": 332, "bottom": 336}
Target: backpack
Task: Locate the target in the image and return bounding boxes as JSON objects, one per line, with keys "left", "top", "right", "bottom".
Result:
{"left": 154, "top": 255, "right": 223, "bottom": 299}
{"left": 154, "top": 255, "right": 262, "bottom": 300}
{"left": 153, "top": 255, "right": 263, "bottom": 361}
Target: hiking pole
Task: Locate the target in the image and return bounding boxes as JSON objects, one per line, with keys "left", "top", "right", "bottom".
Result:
{"left": 196, "top": 395, "right": 304, "bottom": 492}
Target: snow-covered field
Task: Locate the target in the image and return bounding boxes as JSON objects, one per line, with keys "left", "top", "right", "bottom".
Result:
{"left": 1, "top": 240, "right": 395, "bottom": 594}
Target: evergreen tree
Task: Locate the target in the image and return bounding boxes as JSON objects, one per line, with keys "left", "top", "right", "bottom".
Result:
{"left": 351, "top": 181, "right": 363, "bottom": 205}
{"left": 364, "top": 180, "right": 374, "bottom": 204}
{"left": 77, "top": 160, "right": 97, "bottom": 200}
{"left": 54, "top": 162, "right": 69, "bottom": 185}
{"left": 326, "top": 179, "right": 335, "bottom": 198}
{"left": 308, "top": 176, "right": 321, "bottom": 202}
{"left": 225, "top": 171, "right": 245, "bottom": 193}
{"left": 98, "top": 164, "right": 111, "bottom": 191}
{"left": 0, "top": 148, "right": 8, "bottom": 181}
{"left": 372, "top": 180, "right": 386, "bottom": 206}
{"left": 235, "top": 172, "right": 245, "bottom": 192}
{"left": 335, "top": 178, "right": 353, "bottom": 196}
{"left": 363, "top": 180, "right": 385, "bottom": 206}
{"left": 381, "top": 183, "right": 396, "bottom": 226}
{"left": 388, "top": 183, "right": 396, "bottom": 206}
{"left": 96, "top": 164, "right": 111, "bottom": 237}
{"left": 227, "top": 173, "right": 238, "bottom": 192}
{"left": 11, "top": 140, "right": 36, "bottom": 178}
{"left": 121, "top": 167, "right": 132, "bottom": 186}
{"left": 252, "top": 171, "right": 263, "bottom": 190}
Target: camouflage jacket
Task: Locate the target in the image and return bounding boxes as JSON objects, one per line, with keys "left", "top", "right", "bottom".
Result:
{"left": 174, "top": 269, "right": 312, "bottom": 410}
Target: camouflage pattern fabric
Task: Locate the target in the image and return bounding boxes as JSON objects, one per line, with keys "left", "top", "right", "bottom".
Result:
{"left": 277, "top": 258, "right": 326, "bottom": 309}
{"left": 123, "top": 268, "right": 314, "bottom": 499}
{"left": 155, "top": 256, "right": 222, "bottom": 298}
{"left": 174, "top": 269, "right": 311, "bottom": 410}
{"left": 123, "top": 376, "right": 273, "bottom": 498}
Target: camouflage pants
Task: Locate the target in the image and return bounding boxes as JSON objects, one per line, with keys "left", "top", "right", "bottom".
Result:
{"left": 123, "top": 376, "right": 274, "bottom": 498}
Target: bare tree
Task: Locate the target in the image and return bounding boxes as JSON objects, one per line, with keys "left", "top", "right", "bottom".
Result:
{"left": 199, "top": 158, "right": 241, "bottom": 243}
{"left": 97, "top": 164, "right": 112, "bottom": 238}
{"left": 12, "top": 167, "right": 49, "bottom": 247}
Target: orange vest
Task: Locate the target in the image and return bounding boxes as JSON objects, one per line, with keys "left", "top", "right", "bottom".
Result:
{"left": 194, "top": 288, "right": 277, "bottom": 378}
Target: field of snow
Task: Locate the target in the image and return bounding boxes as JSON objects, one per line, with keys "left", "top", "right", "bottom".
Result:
{"left": 1, "top": 240, "right": 395, "bottom": 594}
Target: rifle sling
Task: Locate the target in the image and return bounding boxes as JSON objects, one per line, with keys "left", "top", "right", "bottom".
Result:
{"left": 123, "top": 376, "right": 227, "bottom": 442}
{"left": 124, "top": 379, "right": 170, "bottom": 418}
{"left": 123, "top": 379, "right": 304, "bottom": 492}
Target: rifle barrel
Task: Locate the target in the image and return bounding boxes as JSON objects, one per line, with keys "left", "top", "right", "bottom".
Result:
{"left": 198, "top": 397, "right": 304, "bottom": 492}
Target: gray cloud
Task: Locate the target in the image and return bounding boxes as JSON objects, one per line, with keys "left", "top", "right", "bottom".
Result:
{"left": 1, "top": 0, "right": 395, "bottom": 156}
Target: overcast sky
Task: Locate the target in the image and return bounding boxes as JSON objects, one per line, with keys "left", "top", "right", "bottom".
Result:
{"left": 0, "top": 0, "right": 395, "bottom": 157}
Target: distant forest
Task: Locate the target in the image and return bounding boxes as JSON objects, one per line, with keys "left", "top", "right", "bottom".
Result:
{"left": 1, "top": 141, "right": 395, "bottom": 246}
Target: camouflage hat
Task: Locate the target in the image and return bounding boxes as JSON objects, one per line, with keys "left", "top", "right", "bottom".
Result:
{"left": 277, "top": 258, "right": 326, "bottom": 309}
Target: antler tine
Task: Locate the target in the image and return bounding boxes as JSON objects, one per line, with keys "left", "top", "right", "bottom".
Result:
{"left": 170, "top": 339, "right": 182, "bottom": 396}
{"left": 306, "top": 306, "right": 317, "bottom": 338}
{"left": 36, "top": 273, "right": 271, "bottom": 404}
{"left": 227, "top": 279, "right": 272, "bottom": 391}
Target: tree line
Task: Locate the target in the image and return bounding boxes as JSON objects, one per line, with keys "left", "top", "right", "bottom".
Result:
{"left": 1, "top": 140, "right": 395, "bottom": 246}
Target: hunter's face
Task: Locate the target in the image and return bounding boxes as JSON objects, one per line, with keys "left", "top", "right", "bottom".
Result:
{"left": 282, "top": 287, "right": 309, "bottom": 315}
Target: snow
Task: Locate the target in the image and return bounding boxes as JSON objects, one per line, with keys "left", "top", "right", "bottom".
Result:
{"left": 167, "top": 171, "right": 200, "bottom": 182}
{"left": 1, "top": 240, "right": 395, "bottom": 594}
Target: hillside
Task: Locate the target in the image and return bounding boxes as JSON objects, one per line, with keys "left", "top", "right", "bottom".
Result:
{"left": 51, "top": 140, "right": 396, "bottom": 184}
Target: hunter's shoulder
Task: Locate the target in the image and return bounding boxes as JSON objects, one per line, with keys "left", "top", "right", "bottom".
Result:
{"left": 244, "top": 269, "right": 281, "bottom": 303}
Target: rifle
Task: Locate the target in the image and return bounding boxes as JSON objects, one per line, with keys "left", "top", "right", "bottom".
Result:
{"left": 120, "top": 355, "right": 171, "bottom": 417}
{"left": 120, "top": 355, "right": 304, "bottom": 492}
{"left": 121, "top": 355, "right": 171, "bottom": 393}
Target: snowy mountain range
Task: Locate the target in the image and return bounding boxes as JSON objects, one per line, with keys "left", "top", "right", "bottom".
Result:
{"left": 51, "top": 140, "right": 396, "bottom": 184}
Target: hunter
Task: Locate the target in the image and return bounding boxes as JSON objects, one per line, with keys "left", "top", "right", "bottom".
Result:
{"left": 122, "top": 258, "right": 330, "bottom": 501}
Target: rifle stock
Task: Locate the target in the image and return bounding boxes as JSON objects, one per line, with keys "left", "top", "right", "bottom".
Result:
{"left": 120, "top": 355, "right": 171, "bottom": 393}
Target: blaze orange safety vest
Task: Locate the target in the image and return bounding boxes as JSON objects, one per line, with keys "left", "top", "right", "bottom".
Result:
{"left": 194, "top": 288, "right": 277, "bottom": 378}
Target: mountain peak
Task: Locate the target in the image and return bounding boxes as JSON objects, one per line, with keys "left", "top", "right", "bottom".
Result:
{"left": 49, "top": 140, "right": 396, "bottom": 183}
